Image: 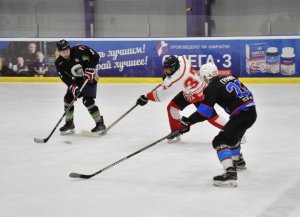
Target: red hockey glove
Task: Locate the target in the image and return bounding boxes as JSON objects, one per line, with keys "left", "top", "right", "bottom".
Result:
{"left": 84, "top": 68, "right": 95, "bottom": 81}
{"left": 179, "top": 116, "right": 191, "bottom": 134}
{"left": 69, "top": 84, "right": 80, "bottom": 98}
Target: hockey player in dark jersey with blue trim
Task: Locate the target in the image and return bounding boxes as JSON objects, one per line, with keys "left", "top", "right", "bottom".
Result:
{"left": 55, "top": 39, "right": 106, "bottom": 135}
{"left": 176, "top": 62, "right": 257, "bottom": 187}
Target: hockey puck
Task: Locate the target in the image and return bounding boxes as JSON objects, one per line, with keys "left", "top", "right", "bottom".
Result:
{"left": 63, "top": 140, "right": 72, "bottom": 144}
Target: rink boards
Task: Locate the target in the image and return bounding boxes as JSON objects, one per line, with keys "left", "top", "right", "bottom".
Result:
{"left": 1, "top": 76, "right": 300, "bottom": 84}
{"left": 1, "top": 36, "right": 300, "bottom": 82}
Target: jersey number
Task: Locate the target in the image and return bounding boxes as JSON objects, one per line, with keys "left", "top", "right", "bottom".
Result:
{"left": 226, "top": 80, "right": 251, "bottom": 98}
{"left": 184, "top": 77, "right": 199, "bottom": 89}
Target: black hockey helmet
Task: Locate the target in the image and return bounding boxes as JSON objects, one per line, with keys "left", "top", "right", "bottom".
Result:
{"left": 56, "top": 39, "right": 70, "bottom": 51}
{"left": 163, "top": 55, "right": 180, "bottom": 77}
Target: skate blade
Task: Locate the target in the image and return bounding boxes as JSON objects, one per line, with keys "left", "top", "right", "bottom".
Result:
{"left": 167, "top": 137, "right": 181, "bottom": 144}
{"left": 60, "top": 129, "right": 75, "bottom": 136}
{"left": 80, "top": 130, "right": 106, "bottom": 137}
{"left": 213, "top": 180, "right": 237, "bottom": 187}
{"left": 236, "top": 165, "right": 247, "bottom": 170}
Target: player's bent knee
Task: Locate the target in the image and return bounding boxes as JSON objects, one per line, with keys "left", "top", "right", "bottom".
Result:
{"left": 82, "top": 97, "right": 95, "bottom": 108}
{"left": 212, "top": 134, "right": 226, "bottom": 149}
{"left": 64, "top": 92, "right": 73, "bottom": 104}
{"left": 167, "top": 101, "right": 181, "bottom": 119}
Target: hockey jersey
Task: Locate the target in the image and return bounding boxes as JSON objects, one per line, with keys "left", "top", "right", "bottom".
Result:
{"left": 146, "top": 56, "right": 206, "bottom": 103}
{"left": 196, "top": 75, "right": 255, "bottom": 121}
{"left": 55, "top": 45, "right": 100, "bottom": 87}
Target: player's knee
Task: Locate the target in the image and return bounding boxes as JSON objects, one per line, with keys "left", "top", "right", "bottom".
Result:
{"left": 82, "top": 97, "right": 95, "bottom": 108}
{"left": 167, "top": 101, "right": 180, "bottom": 110}
{"left": 212, "top": 134, "right": 226, "bottom": 149}
{"left": 167, "top": 101, "right": 181, "bottom": 119}
{"left": 64, "top": 92, "right": 73, "bottom": 104}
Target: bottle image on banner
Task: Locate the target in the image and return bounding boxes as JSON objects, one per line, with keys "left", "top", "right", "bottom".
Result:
{"left": 266, "top": 47, "right": 280, "bottom": 74}
{"left": 281, "top": 47, "right": 295, "bottom": 75}
{"left": 246, "top": 43, "right": 268, "bottom": 74}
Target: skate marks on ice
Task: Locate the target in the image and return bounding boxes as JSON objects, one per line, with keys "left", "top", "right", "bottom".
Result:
{"left": 257, "top": 179, "right": 300, "bottom": 217}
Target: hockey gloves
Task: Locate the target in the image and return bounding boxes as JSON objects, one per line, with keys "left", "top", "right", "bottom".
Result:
{"left": 136, "top": 95, "right": 148, "bottom": 106}
{"left": 70, "top": 84, "right": 80, "bottom": 98}
{"left": 179, "top": 116, "right": 192, "bottom": 134}
{"left": 84, "top": 68, "right": 96, "bottom": 81}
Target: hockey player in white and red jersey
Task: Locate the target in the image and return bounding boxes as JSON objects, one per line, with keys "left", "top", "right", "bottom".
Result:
{"left": 136, "top": 55, "right": 227, "bottom": 143}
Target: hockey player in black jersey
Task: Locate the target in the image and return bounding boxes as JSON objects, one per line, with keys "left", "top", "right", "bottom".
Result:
{"left": 55, "top": 39, "right": 106, "bottom": 135}
{"left": 176, "top": 62, "right": 257, "bottom": 187}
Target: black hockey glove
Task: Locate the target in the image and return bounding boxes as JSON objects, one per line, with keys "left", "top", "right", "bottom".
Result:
{"left": 179, "top": 116, "right": 192, "bottom": 134}
{"left": 84, "top": 68, "right": 96, "bottom": 81}
{"left": 69, "top": 84, "right": 80, "bottom": 98}
{"left": 136, "top": 95, "right": 148, "bottom": 106}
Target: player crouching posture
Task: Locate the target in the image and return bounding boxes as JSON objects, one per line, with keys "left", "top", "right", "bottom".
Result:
{"left": 136, "top": 55, "right": 227, "bottom": 143}
{"left": 177, "top": 62, "right": 257, "bottom": 187}
{"left": 55, "top": 39, "right": 106, "bottom": 135}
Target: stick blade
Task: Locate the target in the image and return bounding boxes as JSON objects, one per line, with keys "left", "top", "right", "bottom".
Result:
{"left": 69, "top": 172, "right": 92, "bottom": 179}
{"left": 34, "top": 138, "right": 46, "bottom": 143}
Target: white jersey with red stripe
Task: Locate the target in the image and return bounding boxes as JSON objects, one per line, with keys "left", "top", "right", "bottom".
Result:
{"left": 147, "top": 56, "right": 206, "bottom": 103}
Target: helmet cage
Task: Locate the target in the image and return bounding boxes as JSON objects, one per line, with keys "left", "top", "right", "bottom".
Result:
{"left": 163, "top": 55, "right": 180, "bottom": 77}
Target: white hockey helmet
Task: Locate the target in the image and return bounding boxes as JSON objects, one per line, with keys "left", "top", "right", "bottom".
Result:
{"left": 200, "top": 62, "right": 218, "bottom": 83}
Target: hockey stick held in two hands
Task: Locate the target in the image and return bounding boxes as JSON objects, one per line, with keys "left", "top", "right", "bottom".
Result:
{"left": 69, "top": 130, "right": 180, "bottom": 179}
{"left": 34, "top": 79, "right": 89, "bottom": 144}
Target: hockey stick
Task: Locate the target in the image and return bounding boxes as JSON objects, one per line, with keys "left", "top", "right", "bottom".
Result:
{"left": 80, "top": 104, "right": 138, "bottom": 137}
{"left": 81, "top": 84, "right": 161, "bottom": 136}
{"left": 102, "top": 104, "right": 138, "bottom": 134}
{"left": 34, "top": 79, "right": 89, "bottom": 143}
{"left": 69, "top": 130, "right": 180, "bottom": 179}
{"left": 102, "top": 84, "right": 162, "bottom": 134}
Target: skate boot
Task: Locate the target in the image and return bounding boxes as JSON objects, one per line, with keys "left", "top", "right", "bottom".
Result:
{"left": 59, "top": 119, "right": 75, "bottom": 135}
{"left": 91, "top": 116, "right": 106, "bottom": 134}
{"left": 167, "top": 135, "right": 181, "bottom": 143}
{"left": 167, "top": 131, "right": 181, "bottom": 144}
{"left": 233, "top": 153, "right": 247, "bottom": 170}
{"left": 213, "top": 167, "right": 237, "bottom": 187}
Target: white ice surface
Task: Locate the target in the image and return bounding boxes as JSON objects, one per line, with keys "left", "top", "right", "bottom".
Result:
{"left": 0, "top": 83, "right": 300, "bottom": 217}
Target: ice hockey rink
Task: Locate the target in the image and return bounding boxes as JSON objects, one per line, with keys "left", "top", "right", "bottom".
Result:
{"left": 0, "top": 82, "right": 300, "bottom": 217}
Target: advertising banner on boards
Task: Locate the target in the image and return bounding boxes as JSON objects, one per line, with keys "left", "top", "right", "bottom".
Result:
{"left": 0, "top": 37, "right": 299, "bottom": 77}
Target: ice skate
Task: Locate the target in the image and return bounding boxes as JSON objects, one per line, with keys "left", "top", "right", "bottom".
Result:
{"left": 166, "top": 131, "right": 181, "bottom": 143}
{"left": 213, "top": 167, "right": 237, "bottom": 187}
{"left": 233, "top": 153, "right": 247, "bottom": 170}
{"left": 91, "top": 116, "right": 106, "bottom": 134}
{"left": 59, "top": 120, "right": 75, "bottom": 135}
{"left": 167, "top": 135, "right": 181, "bottom": 143}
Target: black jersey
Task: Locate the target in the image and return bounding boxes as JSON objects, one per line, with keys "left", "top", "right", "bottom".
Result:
{"left": 196, "top": 75, "right": 255, "bottom": 121}
{"left": 55, "top": 45, "right": 100, "bottom": 87}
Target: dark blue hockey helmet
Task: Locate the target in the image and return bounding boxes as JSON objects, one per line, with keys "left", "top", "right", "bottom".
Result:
{"left": 56, "top": 39, "right": 70, "bottom": 51}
